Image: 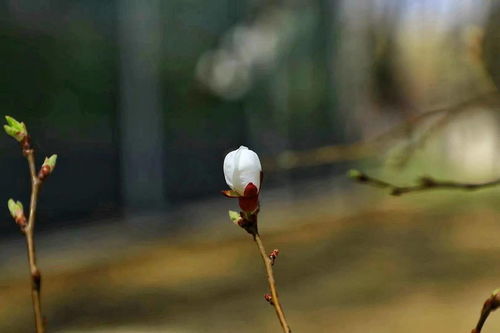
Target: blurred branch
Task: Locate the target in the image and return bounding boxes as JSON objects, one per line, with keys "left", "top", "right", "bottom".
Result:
{"left": 471, "top": 290, "right": 500, "bottom": 333}
{"left": 263, "top": 91, "right": 500, "bottom": 171}
{"left": 348, "top": 170, "right": 500, "bottom": 196}
{"left": 390, "top": 109, "right": 456, "bottom": 168}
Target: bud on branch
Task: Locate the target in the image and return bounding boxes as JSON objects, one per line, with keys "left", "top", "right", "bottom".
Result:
{"left": 269, "top": 249, "right": 279, "bottom": 265}
{"left": 38, "top": 154, "right": 57, "bottom": 180}
{"left": 3, "top": 115, "right": 28, "bottom": 142}
{"left": 264, "top": 293, "right": 274, "bottom": 305}
{"left": 222, "top": 145, "right": 291, "bottom": 333}
{"left": 8, "top": 199, "right": 26, "bottom": 228}
{"left": 228, "top": 210, "right": 243, "bottom": 226}
{"left": 222, "top": 146, "right": 262, "bottom": 214}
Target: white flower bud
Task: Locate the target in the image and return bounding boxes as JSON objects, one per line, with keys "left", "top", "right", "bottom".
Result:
{"left": 223, "top": 146, "right": 262, "bottom": 196}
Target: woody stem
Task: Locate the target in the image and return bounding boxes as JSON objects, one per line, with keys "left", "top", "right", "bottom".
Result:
{"left": 254, "top": 232, "right": 291, "bottom": 333}
{"left": 24, "top": 150, "right": 45, "bottom": 333}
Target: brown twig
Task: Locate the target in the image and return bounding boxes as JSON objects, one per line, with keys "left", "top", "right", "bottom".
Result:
{"left": 231, "top": 210, "right": 291, "bottom": 332}
{"left": 4, "top": 117, "right": 54, "bottom": 332}
{"left": 23, "top": 148, "right": 45, "bottom": 333}
{"left": 349, "top": 170, "right": 500, "bottom": 196}
{"left": 471, "top": 290, "right": 500, "bottom": 333}
{"left": 253, "top": 232, "right": 291, "bottom": 333}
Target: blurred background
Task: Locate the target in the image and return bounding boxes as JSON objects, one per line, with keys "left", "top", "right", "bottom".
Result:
{"left": 1, "top": 0, "right": 500, "bottom": 331}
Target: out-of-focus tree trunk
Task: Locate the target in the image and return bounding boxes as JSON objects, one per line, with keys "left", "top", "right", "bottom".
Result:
{"left": 118, "top": 0, "right": 166, "bottom": 212}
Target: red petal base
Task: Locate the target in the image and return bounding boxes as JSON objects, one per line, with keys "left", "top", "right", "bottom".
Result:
{"left": 221, "top": 182, "right": 259, "bottom": 213}
{"left": 238, "top": 182, "right": 259, "bottom": 212}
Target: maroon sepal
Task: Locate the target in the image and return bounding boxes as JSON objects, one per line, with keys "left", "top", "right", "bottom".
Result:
{"left": 38, "top": 165, "right": 51, "bottom": 181}
{"left": 15, "top": 215, "right": 27, "bottom": 228}
{"left": 243, "top": 182, "right": 258, "bottom": 197}
{"left": 221, "top": 189, "right": 240, "bottom": 198}
{"left": 238, "top": 182, "right": 259, "bottom": 213}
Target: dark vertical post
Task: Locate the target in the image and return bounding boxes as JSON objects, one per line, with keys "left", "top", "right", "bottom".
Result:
{"left": 118, "top": 0, "right": 165, "bottom": 212}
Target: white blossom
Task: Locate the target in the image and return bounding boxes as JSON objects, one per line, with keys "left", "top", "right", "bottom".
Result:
{"left": 223, "top": 146, "right": 262, "bottom": 195}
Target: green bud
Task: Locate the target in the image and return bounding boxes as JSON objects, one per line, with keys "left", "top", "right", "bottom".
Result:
{"left": 3, "top": 125, "right": 18, "bottom": 139}
{"left": 7, "top": 198, "right": 23, "bottom": 219}
{"left": 347, "top": 169, "right": 362, "bottom": 179}
{"left": 3, "top": 115, "right": 27, "bottom": 142}
{"left": 228, "top": 210, "right": 242, "bottom": 225}
{"left": 7, "top": 199, "right": 16, "bottom": 218}
{"left": 43, "top": 154, "right": 58, "bottom": 171}
{"left": 39, "top": 154, "right": 58, "bottom": 180}
{"left": 5, "top": 115, "right": 19, "bottom": 127}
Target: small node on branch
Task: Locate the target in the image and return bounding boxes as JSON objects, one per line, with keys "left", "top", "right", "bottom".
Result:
{"left": 264, "top": 293, "right": 274, "bottom": 305}
{"left": 32, "top": 268, "right": 42, "bottom": 289}
{"left": 418, "top": 176, "right": 436, "bottom": 187}
{"left": 21, "top": 137, "right": 33, "bottom": 156}
{"left": 347, "top": 169, "right": 366, "bottom": 182}
{"left": 269, "top": 249, "right": 279, "bottom": 265}
{"left": 390, "top": 188, "right": 403, "bottom": 196}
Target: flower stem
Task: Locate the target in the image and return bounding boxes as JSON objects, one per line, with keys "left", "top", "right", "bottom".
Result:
{"left": 254, "top": 233, "right": 291, "bottom": 333}
{"left": 24, "top": 150, "right": 45, "bottom": 333}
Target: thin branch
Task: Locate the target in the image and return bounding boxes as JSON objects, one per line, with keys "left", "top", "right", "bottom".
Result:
{"left": 254, "top": 233, "right": 291, "bottom": 333}
{"left": 390, "top": 109, "right": 456, "bottom": 168}
{"left": 4, "top": 117, "right": 54, "bottom": 332}
{"left": 263, "top": 91, "right": 500, "bottom": 171}
{"left": 23, "top": 149, "right": 45, "bottom": 333}
{"left": 349, "top": 170, "right": 500, "bottom": 196}
{"left": 471, "top": 290, "right": 500, "bottom": 333}
{"left": 229, "top": 206, "right": 291, "bottom": 331}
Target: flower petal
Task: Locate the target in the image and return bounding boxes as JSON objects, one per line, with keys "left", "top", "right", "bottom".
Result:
{"left": 223, "top": 146, "right": 262, "bottom": 195}
{"left": 223, "top": 149, "right": 237, "bottom": 190}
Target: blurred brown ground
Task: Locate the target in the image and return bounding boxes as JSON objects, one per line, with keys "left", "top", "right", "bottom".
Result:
{"left": 1, "top": 180, "right": 500, "bottom": 333}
